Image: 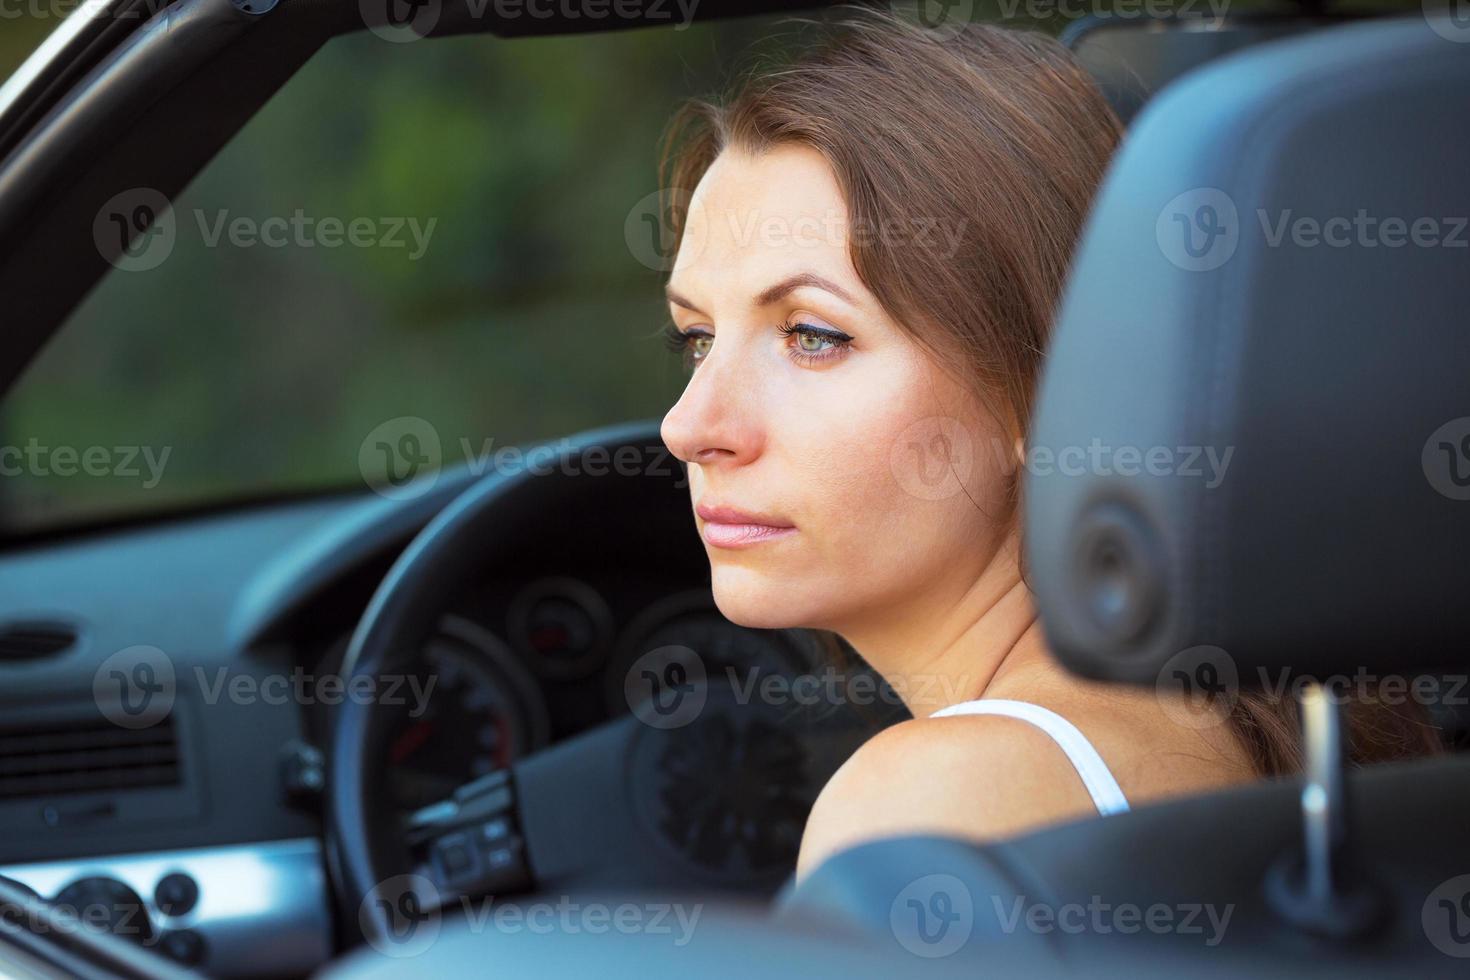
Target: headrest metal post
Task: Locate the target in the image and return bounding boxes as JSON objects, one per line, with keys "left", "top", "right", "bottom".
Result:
{"left": 1300, "top": 682, "right": 1347, "bottom": 905}
{"left": 1264, "top": 680, "right": 1385, "bottom": 938}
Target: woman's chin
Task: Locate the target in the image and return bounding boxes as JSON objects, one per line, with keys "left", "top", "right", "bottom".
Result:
{"left": 708, "top": 568, "right": 811, "bottom": 630}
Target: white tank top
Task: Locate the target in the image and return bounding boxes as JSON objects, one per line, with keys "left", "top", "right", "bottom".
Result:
{"left": 928, "top": 699, "right": 1130, "bottom": 816}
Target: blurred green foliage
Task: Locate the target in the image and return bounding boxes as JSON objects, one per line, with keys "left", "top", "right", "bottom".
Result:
{"left": 0, "top": 19, "right": 778, "bottom": 531}
{"left": 0, "top": 0, "right": 1416, "bottom": 532}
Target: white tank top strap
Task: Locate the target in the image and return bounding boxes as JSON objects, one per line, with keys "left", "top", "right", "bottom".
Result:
{"left": 928, "top": 698, "right": 1130, "bottom": 816}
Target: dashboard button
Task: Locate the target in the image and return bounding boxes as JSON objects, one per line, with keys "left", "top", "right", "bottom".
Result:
{"left": 155, "top": 872, "right": 199, "bottom": 917}
{"left": 53, "top": 877, "right": 154, "bottom": 944}
{"left": 483, "top": 843, "right": 519, "bottom": 873}
{"left": 481, "top": 816, "right": 512, "bottom": 842}
{"left": 160, "top": 928, "right": 207, "bottom": 966}
{"left": 430, "top": 832, "right": 482, "bottom": 887}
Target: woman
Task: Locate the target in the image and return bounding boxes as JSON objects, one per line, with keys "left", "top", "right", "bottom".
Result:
{"left": 655, "top": 11, "right": 1437, "bottom": 881}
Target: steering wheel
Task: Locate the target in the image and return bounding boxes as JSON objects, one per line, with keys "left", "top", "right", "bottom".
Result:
{"left": 328, "top": 422, "right": 846, "bottom": 948}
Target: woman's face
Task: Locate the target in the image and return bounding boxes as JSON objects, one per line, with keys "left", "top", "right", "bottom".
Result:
{"left": 660, "top": 145, "right": 1014, "bottom": 639}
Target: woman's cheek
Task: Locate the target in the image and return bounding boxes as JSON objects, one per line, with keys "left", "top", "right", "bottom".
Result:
{"left": 789, "top": 373, "right": 933, "bottom": 556}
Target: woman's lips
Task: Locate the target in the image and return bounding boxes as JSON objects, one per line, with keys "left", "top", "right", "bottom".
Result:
{"left": 696, "top": 503, "right": 797, "bottom": 550}
{"left": 702, "top": 522, "right": 798, "bottom": 549}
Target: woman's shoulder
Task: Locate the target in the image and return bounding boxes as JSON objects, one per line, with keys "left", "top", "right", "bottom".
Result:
{"left": 794, "top": 685, "right": 1254, "bottom": 881}
{"left": 793, "top": 709, "right": 1108, "bottom": 881}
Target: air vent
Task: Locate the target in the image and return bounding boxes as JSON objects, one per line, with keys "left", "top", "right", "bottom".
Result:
{"left": 0, "top": 621, "right": 78, "bottom": 661}
{"left": 0, "top": 715, "right": 180, "bottom": 800}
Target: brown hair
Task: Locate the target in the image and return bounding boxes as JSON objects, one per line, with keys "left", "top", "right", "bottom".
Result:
{"left": 660, "top": 9, "right": 1440, "bottom": 776}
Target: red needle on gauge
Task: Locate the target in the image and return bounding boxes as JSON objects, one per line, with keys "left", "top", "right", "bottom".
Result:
{"left": 389, "top": 719, "right": 434, "bottom": 765}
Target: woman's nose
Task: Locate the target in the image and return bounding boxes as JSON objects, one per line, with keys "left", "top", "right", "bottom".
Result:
{"left": 661, "top": 347, "right": 763, "bottom": 467}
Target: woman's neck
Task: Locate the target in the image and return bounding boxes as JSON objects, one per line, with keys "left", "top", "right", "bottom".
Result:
{"left": 834, "top": 526, "right": 1050, "bottom": 719}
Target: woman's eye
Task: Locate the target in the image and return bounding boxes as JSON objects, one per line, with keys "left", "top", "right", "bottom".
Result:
{"left": 795, "top": 329, "right": 835, "bottom": 353}
{"left": 665, "top": 324, "right": 713, "bottom": 369}
{"left": 781, "top": 319, "right": 853, "bottom": 363}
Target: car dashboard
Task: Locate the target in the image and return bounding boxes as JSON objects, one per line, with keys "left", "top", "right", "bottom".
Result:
{"left": 0, "top": 444, "right": 855, "bottom": 976}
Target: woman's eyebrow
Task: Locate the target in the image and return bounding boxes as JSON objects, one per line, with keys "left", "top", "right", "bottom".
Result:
{"left": 665, "top": 272, "right": 856, "bottom": 317}
{"left": 665, "top": 285, "right": 708, "bottom": 317}
{"left": 754, "top": 272, "right": 856, "bottom": 307}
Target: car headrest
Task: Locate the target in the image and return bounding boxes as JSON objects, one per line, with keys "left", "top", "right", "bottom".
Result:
{"left": 1026, "top": 16, "right": 1470, "bottom": 689}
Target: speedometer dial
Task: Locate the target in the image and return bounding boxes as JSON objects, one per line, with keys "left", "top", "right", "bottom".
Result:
{"left": 606, "top": 591, "right": 815, "bottom": 718}
{"left": 382, "top": 615, "right": 547, "bottom": 810}
{"left": 507, "top": 577, "right": 615, "bottom": 680}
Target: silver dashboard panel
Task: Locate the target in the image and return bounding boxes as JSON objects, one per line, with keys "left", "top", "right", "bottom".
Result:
{"left": 1, "top": 837, "right": 331, "bottom": 976}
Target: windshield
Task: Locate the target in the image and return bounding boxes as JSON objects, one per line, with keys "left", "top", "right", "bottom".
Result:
{"left": 0, "top": 24, "right": 755, "bottom": 534}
